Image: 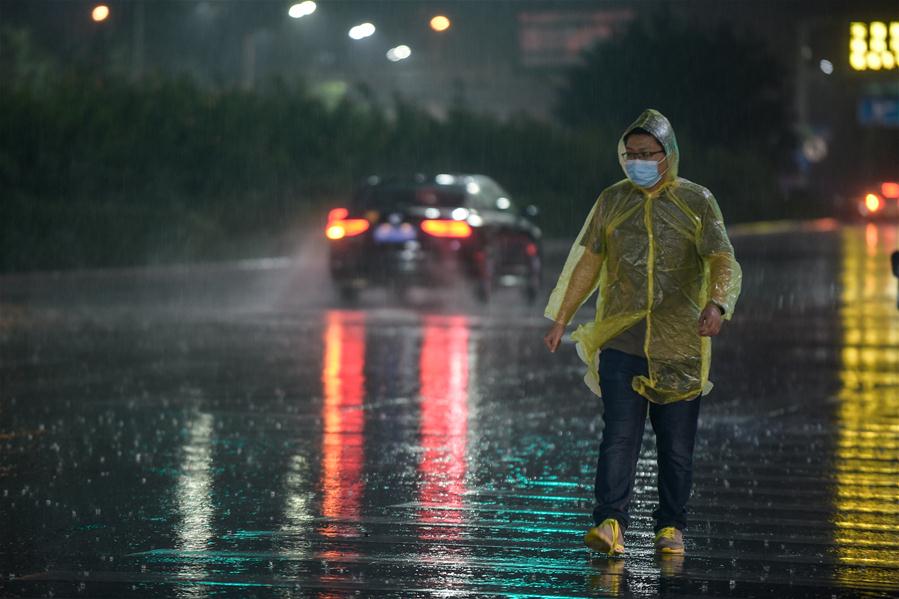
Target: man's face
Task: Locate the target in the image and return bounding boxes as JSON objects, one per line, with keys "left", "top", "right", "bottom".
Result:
{"left": 624, "top": 132, "right": 667, "bottom": 166}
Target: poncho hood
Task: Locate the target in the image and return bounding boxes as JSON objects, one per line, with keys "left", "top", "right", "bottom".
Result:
{"left": 618, "top": 109, "right": 680, "bottom": 185}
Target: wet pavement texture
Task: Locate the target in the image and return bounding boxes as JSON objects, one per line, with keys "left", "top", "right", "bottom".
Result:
{"left": 1, "top": 223, "right": 897, "bottom": 598}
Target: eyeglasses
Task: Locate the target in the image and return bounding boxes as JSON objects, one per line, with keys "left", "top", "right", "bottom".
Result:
{"left": 621, "top": 150, "right": 665, "bottom": 160}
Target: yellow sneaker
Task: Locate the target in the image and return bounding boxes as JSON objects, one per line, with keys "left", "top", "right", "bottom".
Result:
{"left": 654, "top": 527, "right": 685, "bottom": 554}
{"left": 584, "top": 518, "right": 625, "bottom": 555}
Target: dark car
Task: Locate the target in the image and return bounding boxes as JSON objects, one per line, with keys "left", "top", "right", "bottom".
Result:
{"left": 326, "top": 174, "right": 542, "bottom": 303}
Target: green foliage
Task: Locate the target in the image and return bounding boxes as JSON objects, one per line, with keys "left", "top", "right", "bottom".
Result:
{"left": 556, "top": 14, "right": 794, "bottom": 219}
{"left": 1, "top": 18, "right": 801, "bottom": 273}
{"left": 558, "top": 15, "right": 793, "bottom": 148}
{"left": 0, "top": 67, "right": 617, "bottom": 271}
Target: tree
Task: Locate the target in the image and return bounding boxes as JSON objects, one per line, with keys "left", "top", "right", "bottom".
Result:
{"left": 556, "top": 15, "right": 793, "bottom": 161}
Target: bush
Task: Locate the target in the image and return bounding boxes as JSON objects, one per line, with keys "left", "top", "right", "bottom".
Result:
{"left": 1, "top": 65, "right": 792, "bottom": 272}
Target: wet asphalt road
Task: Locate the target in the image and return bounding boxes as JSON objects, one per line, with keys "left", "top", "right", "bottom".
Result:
{"left": 1, "top": 222, "right": 897, "bottom": 598}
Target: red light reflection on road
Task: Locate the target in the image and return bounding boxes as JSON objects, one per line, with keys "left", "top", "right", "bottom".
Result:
{"left": 864, "top": 223, "right": 878, "bottom": 256}
{"left": 418, "top": 315, "right": 470, "bottom": 540}
{"left": 320, "top": 310, "right": 366, "bottom": 541}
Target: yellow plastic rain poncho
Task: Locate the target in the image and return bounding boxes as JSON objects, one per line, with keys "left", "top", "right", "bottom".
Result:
{"left": 545, "top": 109, "right": 742, "bottom": 404}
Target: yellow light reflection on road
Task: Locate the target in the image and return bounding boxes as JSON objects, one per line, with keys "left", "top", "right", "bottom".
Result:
{"left": 835, "top": 224, "right": 899, "bottom": 584}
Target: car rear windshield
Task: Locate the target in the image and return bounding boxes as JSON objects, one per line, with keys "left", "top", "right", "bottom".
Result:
{"left": 354, "top": 185, "right": 466, "bottom": 209}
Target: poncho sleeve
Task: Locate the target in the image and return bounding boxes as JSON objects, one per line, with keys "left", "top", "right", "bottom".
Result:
{"left": 697, "top": 192, "right": 742, "bottom": 319}
{"left": 544, "top": 198, "right": 605, "bottom": 325}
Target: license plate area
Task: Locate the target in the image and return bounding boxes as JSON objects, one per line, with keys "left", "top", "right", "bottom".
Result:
{"left": 373, "top": 223, "right": 417, "bottom": 243}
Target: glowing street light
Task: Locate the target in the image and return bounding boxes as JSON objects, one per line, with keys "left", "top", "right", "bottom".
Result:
{"left": 349, "top": 23, "right": 376, "bottom": 40}
{"left": 288, "top": 1, "right": 316, "bottom": 19}
{"left": 92, "top": 4, "right": 110, "bottom": 22}
{"left": 430, "top": 15, "right": 451, "bottom": 32}
{"left": 386, "top": 45, "right": 411, "bottom": 62}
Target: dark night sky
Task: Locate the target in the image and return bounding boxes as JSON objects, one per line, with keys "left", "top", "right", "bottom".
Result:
{"left": 2, "top": 0, "right": 898, "bottom": 121}
{"left": 5, "top": 1, "right": 895, "bottom": 80}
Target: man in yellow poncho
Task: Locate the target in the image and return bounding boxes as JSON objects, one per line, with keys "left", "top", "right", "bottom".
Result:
{"left": 543, "top": 109, "right": 742, "bottom": 556}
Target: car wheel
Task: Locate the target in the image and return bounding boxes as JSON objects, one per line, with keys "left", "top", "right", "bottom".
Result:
{"left": 473, "top": 250, "right": 495, "bottom": 304}
{"left": 474, "top": 279, "right": 491, "bottom": 303}
{"left": 522, "top": 247, "right": 541, "bottom": 305}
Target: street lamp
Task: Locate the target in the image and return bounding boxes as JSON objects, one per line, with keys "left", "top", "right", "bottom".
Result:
{"left": 349, "top": 23, "right": 375, "bottom": 40}
{"left": 430, "top": 15, "right": 451, "bottom": 32}
{"left": 386, "top": 45, "right": 411, "bottom": 62}
{"left": 288, "top": 1, "right": 316, "bottom": 19}
{"left": 92, "top": 4, "right": 110, "bottom": 22}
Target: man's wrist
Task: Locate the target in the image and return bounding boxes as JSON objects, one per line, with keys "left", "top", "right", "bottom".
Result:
{"left": 710, "top": 301, "right": 726, "bottom": 316}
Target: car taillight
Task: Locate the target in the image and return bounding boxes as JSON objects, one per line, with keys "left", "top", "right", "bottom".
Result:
{"left": 865, "top": 193, "right": 882, "bottom": 213}
{"left": 328, "top": 208, "right": 348, "bottom": 221}
{"left": 882, "top": 182, "right": 899, "bottom": 199}
{"left": 421, "top": 219, "right": 472, "bottom": 238}
{"left": 326, "top": 208, "right": 370, "bottom": 240}
{"left": 526, "top": 242, "right": 539, "bottom": 257}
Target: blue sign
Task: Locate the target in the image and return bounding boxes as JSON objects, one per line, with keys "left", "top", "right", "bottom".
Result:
{"left": 858, "top": 97, "right": 899, "bottom": 127}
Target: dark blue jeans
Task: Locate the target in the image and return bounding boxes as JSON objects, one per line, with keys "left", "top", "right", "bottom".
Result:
{"left": 593, "top": 349, "right": 701, "bottom": 532}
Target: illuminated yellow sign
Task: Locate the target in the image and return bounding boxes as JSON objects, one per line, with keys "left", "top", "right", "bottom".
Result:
{"left": 850, "top": 21, "right": 899, "bottom": 70}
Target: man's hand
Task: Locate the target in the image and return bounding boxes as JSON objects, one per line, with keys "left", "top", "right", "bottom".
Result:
{"left": 698, "top": 303, "right": 723, "bottom": 337}
{"left": 543, "top": 321, "right": 566, "bottom": 352}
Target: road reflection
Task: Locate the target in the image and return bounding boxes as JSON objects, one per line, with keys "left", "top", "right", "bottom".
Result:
{"left": 319, "top": 310, "right": 366, "bottom": 543}
{"left": 587, "top": 557, "right": 626, "bottom": 596}
{"left": 417, "top": 315, "right": 471, "bottom": 538}
{"left": 175, "top": 411, "right": 214, "bottom": 598}
{"left": 417, "top": 315, "right": 473, "bottom": 592}
{"left": 835, "top": 223, "right": 899, "bottom": 586}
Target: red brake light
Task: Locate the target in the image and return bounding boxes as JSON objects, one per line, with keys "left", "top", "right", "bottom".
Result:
{"left": 421, "top": 219, "right": 472, "bottom": 238}
{"left": 882, "top": 182, "right": 899, "bottom": 199}
{"left": 326, "top": 208, "right": 369, "bottom": 240}
{"left": 865, "top": 193, "right": 882, "bottom": 212}
{"left": 328, "top": 207, "right": 349, "bottom": 222}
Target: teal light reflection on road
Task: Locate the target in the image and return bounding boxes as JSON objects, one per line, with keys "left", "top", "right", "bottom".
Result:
{"left": 524, "top": 480, "right": 581, "bottom": 488}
